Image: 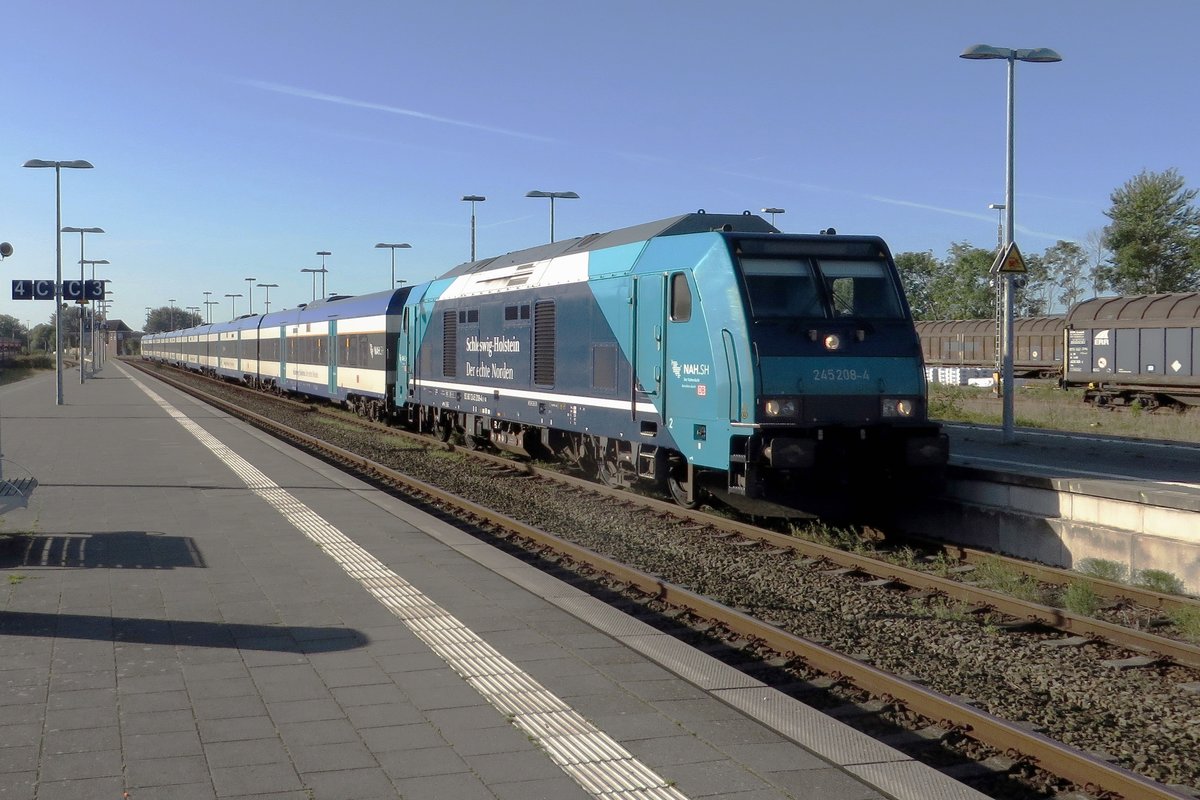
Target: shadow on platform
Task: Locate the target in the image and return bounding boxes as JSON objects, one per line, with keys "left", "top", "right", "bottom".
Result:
{"left": 0, "top": 531, "right": 206, "bottom": 569}
{"left": 0, "top": 610, "right": 368, "bottom": 653}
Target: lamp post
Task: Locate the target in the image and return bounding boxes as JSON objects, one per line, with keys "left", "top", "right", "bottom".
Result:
{"left": 169, "top": 299, "right": 176, "bottom": 331}
{"left": 245, "top": 277, "right": 257, "bottom": 314}
{"left": 987, "top": 202, "right": 1006, "bottom": 252}
{"left": 24, "top": 159, "right": 95, "bottom": 404}
{"left": 257, "top": 283, "right": 279, "bottom": 313}
{"left": 374, "top": 243, "right": 412, "bottom": 289}
{"left": 761, "top": 207, "right": 785, "bottom": 228}
{"left": 960, "top": 43, "right": 1062, "bottom": 444}
{"left": 461, "top": 195, "right": 485, "bottom": 260}
{"left": 145, "top": 307, "right": 152, "bottom": 330}
{"left": 525, "top": 190, "right": 578, "bottom": 243}
{"left": 61, "top": 226, "right": 104, "bottom": 384}
{"left": 224, "top": 293, "right": 243, "bottom": 320}
{"left": 300, "top": 268, "right": 323, "bottom": 302}
{"left": 204, "top": 300, "right": 218, "bottom": 323}
{"left": 81, "top": 258, "right": 109, "bottom": 375}
{"left": 316, "top": 251, "right": 330, "bottom": 298}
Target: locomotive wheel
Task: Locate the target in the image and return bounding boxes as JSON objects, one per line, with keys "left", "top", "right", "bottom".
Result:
{"left": 596, "top": 458, "right": 623, "bottom": 488}
{"left": 666, "top": 462, "right": 701, "bottom": 509}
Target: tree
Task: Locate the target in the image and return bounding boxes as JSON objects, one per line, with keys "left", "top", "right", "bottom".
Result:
{"left": 894, "top": 250, "right": 939, "bottom": 319}
{"left": 1083, "top": 229, "right": 1110, "bottom": 297}
{"left": 1098, "top": 168, "right": 1200, "bottom": 294}
{"left": 1041, "top": 240, "right": 1089, "bottom": 310}
{"left": 144, "top": 307, "right": 201, "bottom": 333}
{"left": 1013, "top": 250, "right": 1051, "bottom": 317}
{"left": 896, "top": 244, "right": 995, "bottom": 320}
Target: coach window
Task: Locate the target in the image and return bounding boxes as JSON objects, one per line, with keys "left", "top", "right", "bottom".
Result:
{"left": 670, "top": 272, "right": 691, "bottom": 322}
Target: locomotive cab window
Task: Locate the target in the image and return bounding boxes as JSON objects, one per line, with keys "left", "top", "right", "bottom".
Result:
{"left": 818, "top": 260, "right": 904, "bottom": 319}
{"left": 670, "top": 272, "right": 692, "bottom": 322}
{"left": 741, "top": 258, "right": 823, "bottom": 319}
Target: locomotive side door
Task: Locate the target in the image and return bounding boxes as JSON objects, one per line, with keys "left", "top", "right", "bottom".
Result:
{"left": 632, "top": 273, "right": 667, "bottom": 416}
{"left": 397, "top": 305, "right": 413, "bottom": 402}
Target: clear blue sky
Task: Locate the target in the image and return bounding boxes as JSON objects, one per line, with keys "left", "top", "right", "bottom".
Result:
{"left": 3, "top": 0, "right": 1198, "bottom": 329}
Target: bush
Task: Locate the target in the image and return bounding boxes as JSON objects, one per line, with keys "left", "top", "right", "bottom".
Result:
{"left": 1062, "top": 580, "right": 1102, "bottom": 616}
{"left": 1133, "top": 569, "right": 1185, "bottom": 595}
{"left": 1075, "top": 558, "right": 1129, "bottom": 583}
{"left": 1169, "top": 607, "right": 1200, "bottom": 643}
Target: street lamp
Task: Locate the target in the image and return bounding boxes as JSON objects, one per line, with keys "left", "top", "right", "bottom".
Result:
{"left": 316, "top": 251, "right": 330, "bottom": 298}
{"left": 257, "top": 283, "right": 279, "bottom": 313}
{"left": 761, "top": 207, "right": 785, "bottom": 228}
{"left": 245, "top": 277, "right": 257, "bottom": 314}
{"left": 961, "top": 43, "right": 1061, "bottom": 444}
{"left": 204, "top": 299, "right": 218, "bottom": 323}
{"left": 24, "top": 159, "right": 94, "bottom": 405}
{"left": 169, "top": 299, "right": 177, "bottom": 331}
{"left": 461, "top": 195, "right": 485, "bottom": 260}
{"left": 525, "top": 190, "right": 578, "bottom": 243}
{"left": 62, "top": 226, "right": 104, "bottom": 384}
{"left": 987, "top": 203, "right": 1006, "bottom": 252}
{"left": 300, "top": 268, "right": 325, "bottom": 302}
{"left": 81, "top": 258, "right": 109, "bottom": 374}
{"left": 224, "top": 293, "right": 243, "bottom": 320}
{"left": 375, "top": 243, "right": 411, "bottom": 289}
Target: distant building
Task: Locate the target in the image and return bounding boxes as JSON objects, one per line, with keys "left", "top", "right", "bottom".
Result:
{"left": 102, "top": 319, "right": 136, "bottom": 357}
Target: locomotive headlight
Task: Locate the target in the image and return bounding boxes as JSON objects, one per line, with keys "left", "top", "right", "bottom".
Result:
{"left": 764, "top": 398, "right": 798, "bottom": 417}
{"left": 881, "top": 397, "right": 916, "bottom": 418}
{"left": 823, "top": 334, "right": 841, "bottom": 351}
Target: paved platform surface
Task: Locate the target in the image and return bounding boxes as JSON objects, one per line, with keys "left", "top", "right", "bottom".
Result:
{"left": 0, "top": 363, "right": 982, "bottom": 800}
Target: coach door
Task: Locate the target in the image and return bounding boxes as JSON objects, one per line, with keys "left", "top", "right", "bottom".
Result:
{"left": 397, "top": 305, "right": 414, "bottom": 401}
{"left": 632, "top": 274, "right": 666, "bottom": 418}
{"left": 328, "top": 320, "right": 338, "bottom": 395}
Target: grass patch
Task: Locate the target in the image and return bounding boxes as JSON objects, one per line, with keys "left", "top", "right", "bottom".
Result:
{"left": 1075, "top": 558, "right": 1129, "bottom": 584}
{"left": 1062, "top": 580, "right": 1102, "bottom": 616}
{"left": 1169, "top": 607, "right": 1200, "bottom": 643}
{"left": 970, "top": 556, "right": 1047, "bottom": 603}
{"left": 927, "top": 382, "right": 1200, "bottom": 444}
{"left": 1133, "top": 568, "right": 1185, "bottom": 595}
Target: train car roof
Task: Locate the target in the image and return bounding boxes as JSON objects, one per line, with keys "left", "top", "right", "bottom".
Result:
{"left": 915, "top": 316, "right": 1065, "bottom": 334}
{"left": 293, "top": 287, "right": 408, "bottom": 323}
{"left": 438, "top": 212, "right": 779, "bottom": 279}
{"left": 1069, "top": 292, "right": 1200, "bottom": 323}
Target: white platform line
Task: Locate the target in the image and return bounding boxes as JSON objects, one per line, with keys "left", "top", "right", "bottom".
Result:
{"left": 129, "top": 375, "right": 689, "bottom": 800}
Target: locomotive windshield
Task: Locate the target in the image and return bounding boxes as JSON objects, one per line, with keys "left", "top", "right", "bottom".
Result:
{"left": 740, "top": 254, "right": 904, "bottom": 320}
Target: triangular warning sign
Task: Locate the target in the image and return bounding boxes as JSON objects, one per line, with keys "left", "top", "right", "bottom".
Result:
{"left": 990, "top": 241, "right": 1027, "bottom": 275}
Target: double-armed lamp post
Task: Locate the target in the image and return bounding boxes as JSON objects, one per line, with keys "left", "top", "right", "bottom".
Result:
{"left": 525, "top": 190, "right": 578, "bottom": 243}
{"left": 23, "top": 159, "right": 94, "bottom": 405}
{"left": 61, "top": 226, "right": 104, "bottom": 384}
{"left": 374, "top": 243, "right": 411, "bottom": 289}
{"left": 960, "top": 43, "right": 1062, "bottom": 443}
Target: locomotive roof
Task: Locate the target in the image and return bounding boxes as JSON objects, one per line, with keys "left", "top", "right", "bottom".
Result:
{"left": 438, "top": 212, "right": 779, "bottom": 279}
{"left": 1068, "top": 292, "right": 1200, "bottom": 323}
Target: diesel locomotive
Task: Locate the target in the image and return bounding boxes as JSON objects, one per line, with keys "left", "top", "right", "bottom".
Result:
{"left": 143, "top": 212, "right": 948, "bottom": 517}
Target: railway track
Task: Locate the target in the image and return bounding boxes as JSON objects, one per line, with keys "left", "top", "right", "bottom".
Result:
{"left": 129, "top": 360, "right": 1200, "bottom": 799}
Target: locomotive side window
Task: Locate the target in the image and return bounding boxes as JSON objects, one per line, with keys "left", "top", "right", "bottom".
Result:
{"left": 670, "top": 272, "right": 692, "bottom": 322}
{"left": 818, "top": 260, "right": 904, "bottom": 319}
{"left": 741, "top": 258, "right": 823, "bottom": 319}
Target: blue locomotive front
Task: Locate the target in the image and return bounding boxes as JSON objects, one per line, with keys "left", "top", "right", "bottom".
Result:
{"left": 409, "top": 212, "right": 946, "bottom": 517}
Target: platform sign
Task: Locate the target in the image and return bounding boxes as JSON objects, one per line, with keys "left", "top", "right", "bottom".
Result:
{"left": 990, "top": 241, "right": 1028, "bottom": 275}
{"left": 11, "top": 280, "right": 56, "bottom": 300}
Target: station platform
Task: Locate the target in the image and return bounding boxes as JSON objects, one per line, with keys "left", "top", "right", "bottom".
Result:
{"left": 938, "top": 423, "right": 1200, "bottom": 594}
{"left": 0, "top": 362, "right": 986, "bottom": 800}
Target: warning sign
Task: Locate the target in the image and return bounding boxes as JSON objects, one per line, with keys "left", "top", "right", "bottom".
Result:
{"left": 990, "top": 241, "right": 1027, "bottom": 275}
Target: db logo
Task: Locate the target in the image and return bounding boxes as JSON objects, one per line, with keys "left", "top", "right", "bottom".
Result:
{"left": 696, "top": 384, "right": 707, "bottom": 397}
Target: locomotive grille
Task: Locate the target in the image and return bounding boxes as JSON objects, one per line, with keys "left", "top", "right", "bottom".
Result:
{"left": 533, "top": 301, "right": 556, "bottom": 386}
{"left": 442, "top": 310, "right": 457, "bottom": 377}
